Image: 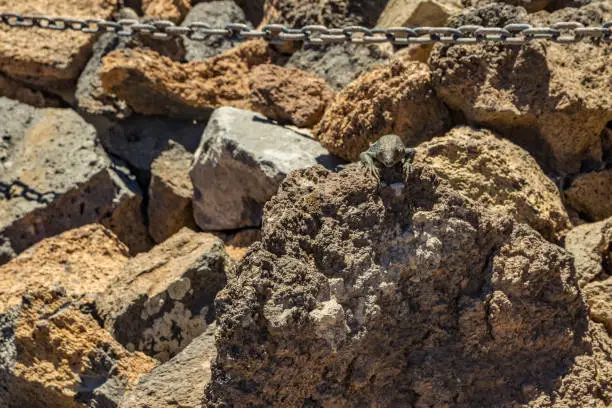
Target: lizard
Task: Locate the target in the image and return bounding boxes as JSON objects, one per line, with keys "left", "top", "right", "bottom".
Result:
{"left": 359, "top": 134, "right": 416, "bottom": 181}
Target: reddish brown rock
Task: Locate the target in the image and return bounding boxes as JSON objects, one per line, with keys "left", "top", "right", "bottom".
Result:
{"left": 0, "top": 73, "right": 62, "bottom": 108}
{"left": 0, "top": 224, "right": 129, "bottom": 314}
{"left": 0, "top": 289, "right": 156, "bottom": 408}
{"left": 100, "top": 40, "right": 272, "bottom": 118}
{"left": 0, "top": 0, "right": 119, "bottom": 89}
{"left": 142, "top": 0, "right": 191, "bottom": 23}
{"left": 249, "top": 64, "right": 334, "bottom": 128}
{"left": 314, "top": 59, "right": 450, "bottom": 161}
{"left": 582, "top": 278, "right": 612, "bottom": 335}
{"left": 565, "top": 170, "right": 612, "bottom": 222}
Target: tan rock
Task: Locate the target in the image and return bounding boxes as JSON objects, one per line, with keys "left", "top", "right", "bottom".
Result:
{"left": 0, "top": 224, "right": 129, "bottom": 314}
{"left": 582, "top": 278, "right": 612, "bottom": 335}
{"left": 0, "top": 0, "right": 119, "bottom": 88}
{"left": 100, "top": 40, "right": 272, "bottom": 118}
{"left": 148, "top": 141, "right": 196, "bottom": 244}
{"left": 461, "top": 0, "right": 551, "bottom": 13}
{"left": 142, "top": 0, "right": 191, "bottom": 23}
{"left": 97, "top": 228, "right": 230, "bottom": 361}
{"left": 565, "top": 170, "right": 612, "bottom": 222}
{"left": 377, "top": 0, "right": 462, "bottom": 27}
{"left": 0, "top": 289, "right": 156, "bottom": 408}
{"left": 565, "top": 217, "right": 611, "bottom": 288}
{"left": 416, "top": 126, "right": 571, "bottom": 242}
{"left": 223, "top": 228, "right": 262, "bottom": 261}
{"left": 0, "top": 73, "right": 62, "bottom": 108}
{"left": 249, "top": 64, "right": 334, "bottom": 128}
{"left": 314, "top": 59, "right": 450, "bottom": 161}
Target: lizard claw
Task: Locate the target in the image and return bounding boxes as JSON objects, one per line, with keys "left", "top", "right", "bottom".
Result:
{"left": 364, "top": 163, "right": 380, "bottom": 182}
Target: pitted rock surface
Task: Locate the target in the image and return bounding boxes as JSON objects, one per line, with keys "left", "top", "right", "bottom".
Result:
{"left": 565, "top": 170, "right": 612, "bottom": 222}
{"left": 377, "top": 0, "right": 462, "bottom": 27}
{"left": 429, "top": 4, "right": 612, "bottom": 174}
{"left": 564, "top": 217, "right": 612, "bottom": 288}
{"left": 142, "top": 0, "right": 191, "bottom": 22}
{"left": 0, "top": 289, "right": 156, "bottom": 408}
{"left": 97, "top": 228, "right": 230, "bottom": 362}
{"left": 205, "top": 164, "right": 601, "bottom": 407}
{"left": 315, "top": 59, "right": 450, "bottom": 161}
{"left": 0, "top": 73, "right": 62, "bottom": 108}
{"left": 415, "top": 126, "right": 570, "bottom": 242}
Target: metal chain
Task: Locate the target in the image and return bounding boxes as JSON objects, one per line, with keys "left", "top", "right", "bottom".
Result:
{"left": 0, "top": 12, "right": 610, "bottom": 44}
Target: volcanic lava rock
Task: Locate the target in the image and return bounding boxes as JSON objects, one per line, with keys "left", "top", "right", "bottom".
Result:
{"left": 377, "top": 0, "right": 462, "bottom": 27}
{"left": 142, "top": 0, "right": 191, "bottom": 22}
{"left": 565, "top": 170, "right": 612, "bottom": 222}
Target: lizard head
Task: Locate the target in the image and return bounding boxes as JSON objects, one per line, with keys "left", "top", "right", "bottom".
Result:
{"left": 376, "top": 135, "right": 406, "bottom": 167}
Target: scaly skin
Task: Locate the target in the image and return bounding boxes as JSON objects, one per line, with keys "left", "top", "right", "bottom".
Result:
{"left": 359, "top": 134, "right": 416, "bottom": 181}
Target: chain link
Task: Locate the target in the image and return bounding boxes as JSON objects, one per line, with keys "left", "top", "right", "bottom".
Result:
{"left": 1, "top": 12, "right": 610, "bottom": 45}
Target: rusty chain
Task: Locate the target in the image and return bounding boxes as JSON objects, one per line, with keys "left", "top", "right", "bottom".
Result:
{"left": 0, "top": 12, "right": 610, "bottom": 44}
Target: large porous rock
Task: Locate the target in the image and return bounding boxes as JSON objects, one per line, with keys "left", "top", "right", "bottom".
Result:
{"left": 249, "top": 64, "right": 334, "bottom": 128}
{"left": 0, "top": 289, "right": 157, "bottom": 408}
{"left": 99, "top": 40, "right": 272, "bottom": 118}
{"left": 565, "top": 217, "right": 612, "bottom": 288}
{"left": 189, "top": 107, "right": 343, "bottom": 230}
{"left": 205, "top": 163, "right": 598, "bottom": 406}
{"left": 314, "top": 59, "right": 450, "bottom": 161}
{"left": 461, "top": 0, "right": 551, "bottom": 13}
{"left": 142, "top": 0, "right": 191, "bottom": 22}
{"left": 377, "top": 0, "right": 462, "bottom": 27}
{"left": 0, "top": 224, "right": 129, "bottom": 313}
{"left": 97, "top": 228, "right": 230, "bottom": 361}
{"left": 0, "top": 0, "right": 118, "bottom": 89}
{"left": 565, "top": 170, "right": 612, "bottom": 222}
{"left": 118, "top": 323, "right": 217, "bottom": 408}
{"left": 261, "top": 0, "right": 388, "bottom": 27}
{"left": 429, "top": 4, "right": 612, "bottom": 175}
{"left": 582, "top": 278, "right": 611, "bottom": 335}
{"left": 416, "top": 126, "right": 571, "bottom": 242}
{"left": 148, "top": 141, "right": 197, "bottom": 243}
{"left": 0, "top": 98, "right": 150, "bottom": 263}
{"left": 182, "top": 1, "right": 251, "bottom": 61}
{"left": 286, "top": 43, "right": 393, "bottom": 92}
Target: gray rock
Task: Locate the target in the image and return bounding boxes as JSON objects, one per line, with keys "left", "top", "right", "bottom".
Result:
{"left": 96, "top": 228, "right": 230, "bottom": 362}
{"left": 286, "top": 42, "right": 393, "bottom": 91}
{"left": 189, "top": 107, "right": 344, "bottom": 230}
{"left": 118, "top": 323, "right": 217, "bottom": 408}
{"left": 182, "top": 1, "right": 251, "bottom": 61}
{"left": 0, "top": 98, "right": 150, "bottom": 263}
{"left": 148, "top": 141, "right": 197, "bottom": 243}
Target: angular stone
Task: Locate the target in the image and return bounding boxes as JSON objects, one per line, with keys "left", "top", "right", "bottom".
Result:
{"left": 100, "top": 40, "right": 272, "bottom": 118}
{"left": 96, "top": 228, "right": 230, "bottom": 362}
{"left": 0, "top": 98, "right": 151, "bottom": 263}
{"left": 261, "top": 0, "right": 388, "bottom": 27}
{"left": 148, "top": 141, "right": 196, "bottom": 243}
{"left": 0, "top": 224, "right": 129, "bottom": 314}
{"left": 582, "top": 278, "right": 612, "bottom": 335}
{"left": 182, "top": 1, "right": 251, "bottom": 61}
{"left": 429, "top": 4, "right": 612, "bottom": 174}
{"left": 565, "top": 170, "right": 612, "bottom": 222}
{"left": 0, "top": 289, "right": 156, "bottom": 408}
{"left": 0, "top": 0, "right": 119, "bottom": 89}
{"left": 206, "top": 163, "right": 594, "bottom": 406}
{"left": 142, "top": 0, "right": 191, "bottom": 23}
{"left": 190, "top": 107, "right": 343, "bottom": 230}
{"left": 0, "top": 73, "right": 62, "bottom": 108}
{"left": 249, "top": 64, "right": 334, "bottom": 128}
{"left": 416, "top": 126, "right": 571, "bottom": 242}
{"left": 565, "top": 217, "right": 612, "bottom": 287}
{"left": 314, "top": 59, "right": 450, "bottom": 161}
{"left": 377, "top": 0, "right": 462, "bottom": 27}
{"left": 286, "top": 43, "right": 393, "bottom": 92}
{"left": 119, "top": 323, "right": 217, "bottom": 408}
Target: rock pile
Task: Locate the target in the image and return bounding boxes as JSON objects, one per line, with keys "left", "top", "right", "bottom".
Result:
{"left": 0, "top": 0, "right": 610, "bottom": 406}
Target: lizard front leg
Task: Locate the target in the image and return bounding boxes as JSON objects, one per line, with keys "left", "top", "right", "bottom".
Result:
{"left": 360, "top": 151, "right": 380, "bottom": 181}
{"left": 403, "top": 147, "right": 417, "bottom": 179}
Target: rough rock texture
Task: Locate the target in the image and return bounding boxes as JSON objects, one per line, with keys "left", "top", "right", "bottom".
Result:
{"left": 446, "top": 1, "right": 528, "bottom": 25}
{"left": 224, "top": 228, "right": 262, "bottom": 261}
{"left": 416, "top": 126, "right": 571, "bottom": 242}
{"left": 148, "top": 141, "right": 197, "bottom": 243}
{"left": 97, "top": 228, "right": 230, "bottom": 361}
{"left": 0, "top": 0, "right": 119, "bottom": 89}
{"left": 0, "top": 224, "right": 129, "bottom": 314}
{"left": 182, "top": 1, "right": 251, "bottom": 61}
{"left": 0, "top": 73, "right": 62, "bottom": 108}
{"left": 0, "top": 98, "right": 151, "bottom": 263}
{"left": 565, "top": 170, "right": 612, "bottom": 222}
{"left": 461, "top": 0, "right": 551, "bottom": 12}
{"left": 100, "top": 40, "right": 272, "bottom": 118}
{"left": 315, "top": 59, "right": 450, "bottom": 161}
{"left": 0, "top": 289, "right": 156, "bottom": 408}
{"left": 190, "top": 107, "right": 343, "bottom": 230}
{"left": 118, "top": 323, "right": 217, "bottom": 408}
{"left": 377, "top": 0, "right": 462, "bottom": 27}
{"left": 249, "top": 64, "right": 334, "bottom": 128}
{"left": 261, "top": 0, "right": 389, "bottom": 27}
{"left": 582, "top": 278, "right": 612, "bottom": 335}
{"left": 142, "top": 0, "right": 191, "bottom": 22}
{"left": 429, "top": 4, "right": 612, "bottom": 175}
{"left": 205, "top": 163, "right": 606, "bottom": 407}
{"left": 286, "top": 43, "right": 393, "bottom": 92}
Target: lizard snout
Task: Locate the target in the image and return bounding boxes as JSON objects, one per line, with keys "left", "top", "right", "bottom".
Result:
{"left": 380, "top": 151, "right": 398, "bottom": 167}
